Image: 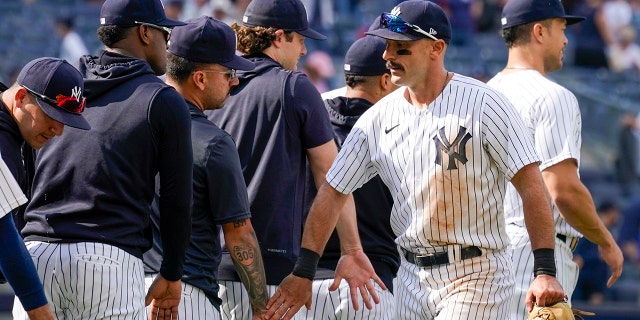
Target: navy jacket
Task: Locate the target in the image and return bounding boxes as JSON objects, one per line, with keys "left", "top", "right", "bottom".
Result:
{"left": 22, "top": 51, "right": 193, "bottom": 280}
{"left": 207, "top": 53, "right": 333, "bottom": 285}
{"left": 144, "top": 103, "right": 251, "bottom": 306}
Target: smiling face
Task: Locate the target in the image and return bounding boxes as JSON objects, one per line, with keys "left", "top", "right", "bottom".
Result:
{"left": 15, "top": 90, "right": 64, "bottom": 149}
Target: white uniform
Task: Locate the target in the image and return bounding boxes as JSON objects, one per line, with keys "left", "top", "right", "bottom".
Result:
{"left": 326, "top": 73, "right": 539, "bottom": 319}
{"left": 488, "top": 70, "right": 582, "bottom": 319}
{"left": 145, "top": 274, "right": 220, "bottom": 320}
{"left": 0, "top": 154, "right": 27, "bottom": 217}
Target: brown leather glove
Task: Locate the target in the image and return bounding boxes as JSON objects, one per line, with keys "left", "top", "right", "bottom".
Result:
{"left": 528, "top": 301, "right": 595, "bottom": 320}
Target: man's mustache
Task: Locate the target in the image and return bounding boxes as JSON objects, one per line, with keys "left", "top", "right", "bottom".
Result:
{"left": 386, "top": 61, "right": 403, "bottom": 70}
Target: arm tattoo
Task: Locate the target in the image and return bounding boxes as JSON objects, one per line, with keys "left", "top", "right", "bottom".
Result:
{"left": 230, "top": 231, "right": 268, "bottom": 314}
{"left": 232, "top": 220, "right": 246, "bottom": 228}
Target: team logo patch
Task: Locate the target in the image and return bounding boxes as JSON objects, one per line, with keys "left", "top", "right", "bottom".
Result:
{"left": 433, "top": 126, "right": 472, "bottom": 170}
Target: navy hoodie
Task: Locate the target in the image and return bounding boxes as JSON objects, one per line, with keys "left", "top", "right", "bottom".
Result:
{"left": 22, "top": 51, "right": 193, "bottom": 280}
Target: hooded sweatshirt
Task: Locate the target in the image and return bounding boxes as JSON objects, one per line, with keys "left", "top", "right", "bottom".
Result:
{"left": 22, "top": 51, "right": 193, "bottom": 280}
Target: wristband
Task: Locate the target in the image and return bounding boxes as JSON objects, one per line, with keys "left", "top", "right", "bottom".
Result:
{"left": 292, "top": 248, "right": 320, "bottom": 280}
{"left": 533, "top": 248, "right": 556, "bottom": 277}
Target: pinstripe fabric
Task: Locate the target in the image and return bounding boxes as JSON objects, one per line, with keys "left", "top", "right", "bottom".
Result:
{"left": 488, "top": 70, "right": 583, "bottom": 237}
{"left": 145, "top": 274, "right": 221, "bottom": 320}
{"left": 507, "top": 229, "right": 580, "bottom": 319}
{"left": 488, "top": 70, "right": 584, "bottom": 318}
{"left": 395, "top": 247, "right": 513, "bottom": 319}
{"left": 218, "top": 282, "right": 290, "bottom": 320}
{"left": 12, "top": 242, "right": 146, "bottom": 320}
{"left": 326, "top": 74, "right": 539, "bottom": 253}
{"left": 0, "top": 155, "right": 27, "bottom": 218}
{"left": 324, "top": 73, "right": 537, "bottom": 318}
{"left": 298, "top": 279, "right": 394, "bottom": 319}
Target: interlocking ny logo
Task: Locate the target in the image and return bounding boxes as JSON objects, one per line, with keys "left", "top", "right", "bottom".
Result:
{"left": 433, "top": 126, "right": 472, "bottom": 170}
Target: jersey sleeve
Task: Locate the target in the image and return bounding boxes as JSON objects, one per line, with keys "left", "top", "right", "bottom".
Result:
{"left": 0, "top": 154, "right": 27, "bottom": 218}
{"left": 326, "top": 118, "right": 378, "bottom": 194}
{"left": 532, "top": 87, "right": 581, "bottom": 170}
{"left": 204, "top": 133, "right": 251, "bottom": 224}
{"left": 481, "top": 91, "right": 539, "bottom": 181}
{"left": 148, "top": 89, "right": 193, "bottom": 281}
{"left": 286, "top": 73, "right": 334, "bottom": 149}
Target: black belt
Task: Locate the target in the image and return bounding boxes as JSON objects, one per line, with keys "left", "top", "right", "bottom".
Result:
{"left": 556, "top": 234, "right": 579, "bottom": 251}
{"left": 403, "top": 246, "right": 482, "bottom": 268}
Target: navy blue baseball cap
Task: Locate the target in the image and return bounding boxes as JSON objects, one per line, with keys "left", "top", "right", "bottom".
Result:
{"left": 366, "top": 0, "right": 451, "bottom": 44}
{"left": 344, "top": 36, "right": 389, "bottom": 76}
{"left": 17, "top": 58, "right": 90, "bottom": 130}
{"left": 100, "top": 0, "right": 185, "bottom": 27}
{"left": 501, "top": 0, "right": 585, "bottom": 29}
{"left": 169, "top": 16, "right": 255, "bottom": 70}
{"left": 241, "top": 0, "right": 326, "bottom": 40}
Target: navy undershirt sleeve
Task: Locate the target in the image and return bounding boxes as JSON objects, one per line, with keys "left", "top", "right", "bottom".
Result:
{"left": 148, "top": 89, "right": 193, "bottom": 281}
{"left": 0, "top": 214, "right": 47, "bottom": 310}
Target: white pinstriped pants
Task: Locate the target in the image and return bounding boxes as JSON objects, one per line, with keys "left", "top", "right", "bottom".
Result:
{"left": 145, "top": 273, "right": 221, "bottom": 320}
{"left": 395, "top": 247, "right": 514, "bottom": 319}
{"left": 13, "top": 241, "right": 146, "bottom": 320}
{"left": 219, "top": 279, "right": 394, "bottom": 320}
{"left": 508, "top": 224, "right": 579, "bottom": 320}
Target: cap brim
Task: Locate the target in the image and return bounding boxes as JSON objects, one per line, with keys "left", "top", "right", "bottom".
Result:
{"left": 37, "top": 100, "right": 91, "bottom": 130}
{"left": 365, "top": 29, "right": 422, "bottom": 41}
{"left": 296, "top": 28, "right": 327, "bottom": 40}
{"left": 565, "top": 15, "right": 585, "bottom": 25}
{"left": 220, "top": 55, "right": 256, "bottom": 71}
{"left": 156, "top": 17, "right": 187, "bottom": 27}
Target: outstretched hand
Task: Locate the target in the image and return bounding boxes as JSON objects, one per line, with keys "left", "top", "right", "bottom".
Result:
{"left": 329, "top": 249, "right": 386, "bottom": 310}
{"left": 145, "top": 275, "right": 182, "bottom": 320}
{"left": 264, "top": 275, "right": 312, "bottom": 320}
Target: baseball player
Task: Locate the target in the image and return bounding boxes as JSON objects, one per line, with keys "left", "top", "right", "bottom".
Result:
{"left": 205, "top": 0, "right": 371, "bottom": 319}
{"left": 1, "top": 57, "right": 91, "bottom": 320}
{"left": 13, "top": 0, "right": 193, "bottom": 319}
{"left": 143, "top": 16, "right": 269, "bottom": 320}
{"left": 299, "top": 35, "right": 399, "bottom": 319}
{"left": 487, "top": 0, "right": 624, "bottom": 318}
{"left": 266, "top": 1, "right": 567, "bottom": 319}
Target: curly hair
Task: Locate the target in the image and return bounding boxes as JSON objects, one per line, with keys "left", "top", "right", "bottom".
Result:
{"left": 345, "top": 75, "right": 369, "bottom": 88}
{"left": 232, "top": 22, "right": 294, "bottom": 55}
{"left": 501, "top": 19, "right": 552, "bottom": 48}
{"left": 166, "top": 53, "right": 207, "bottom": 83}
{"left": 97, "top": 25, "right": 132, "bottom": 48}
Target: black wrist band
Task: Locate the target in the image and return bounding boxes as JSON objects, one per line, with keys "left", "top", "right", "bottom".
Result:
{"left": 292, "top": 248, "right": 320, "bottom": 280}
{"left": 533, "top": 248, "right": 556, "bottom": 277}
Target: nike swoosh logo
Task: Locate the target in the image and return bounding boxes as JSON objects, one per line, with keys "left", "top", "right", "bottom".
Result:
{"left": 385, "top": 124, "right": 400, "bottom": 134}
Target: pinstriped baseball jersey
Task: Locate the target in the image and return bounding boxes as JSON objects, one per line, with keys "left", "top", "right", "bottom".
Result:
{"left": 326, "top": 73, "right": 540, "bottom": 252}
{"left": 0, "top": 155, "right": 27, "bottom": 218}
{"left": 488, "top": 70, "right": 583, "bottom": 238}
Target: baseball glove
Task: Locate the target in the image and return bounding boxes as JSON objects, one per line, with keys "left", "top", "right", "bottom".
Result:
{"left": 527, "top": 301, "right": 595, "bottom": 320}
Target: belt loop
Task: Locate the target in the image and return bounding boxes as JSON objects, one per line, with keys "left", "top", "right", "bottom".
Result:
{"left": 447, "top": 244, "right": 461, "bottom": 262}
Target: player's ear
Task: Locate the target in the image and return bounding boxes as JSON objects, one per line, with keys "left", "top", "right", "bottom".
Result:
{"left": 14, "top": 87, "right": 29, "bottom": 109}
{"left": 191, "top": 70, "right": 207, "bottom": 91}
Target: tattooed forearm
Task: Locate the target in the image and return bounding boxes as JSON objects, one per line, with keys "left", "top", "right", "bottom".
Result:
{"left": 232, "top": 219, "right": 247, "bottom": 228}
{"left": 230, "top": 232, "right": 268, "bottom": 314}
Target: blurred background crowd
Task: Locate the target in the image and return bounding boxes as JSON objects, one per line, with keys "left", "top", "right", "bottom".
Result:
{"left": 1, "top": 0, "right": 640, "bottom": 319}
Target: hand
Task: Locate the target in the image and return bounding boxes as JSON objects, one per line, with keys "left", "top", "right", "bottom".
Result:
{"left": 598, "top": 243, "right": 624, "bottom": 287}
{"left": 252, "top": 309, "right": 268, "bottom": 320}
{"left": 145, "top": 275, "right": 182, "bottom": 320}
{"left": 525, "top": 274, "right": 565, "bottom": 312}
{"left": 26, "top": 304, "right": 55, "bottom": 320}
{"left": 329, "top": 249, "right": 386, "bottom": 310}
{"left": 264, "top": 274, "right": 312, "bottom": 320}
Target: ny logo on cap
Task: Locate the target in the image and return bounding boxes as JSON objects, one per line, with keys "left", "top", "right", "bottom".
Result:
{"left": 391, "top": 6, "right": 401, "bottom": 16}
{"left": 71, "top": 86, "right": 82, "bottom": 101}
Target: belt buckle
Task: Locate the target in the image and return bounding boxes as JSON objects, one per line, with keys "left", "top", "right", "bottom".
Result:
{"left": 415, "top": 252, "right": 438, "bottom": 267}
